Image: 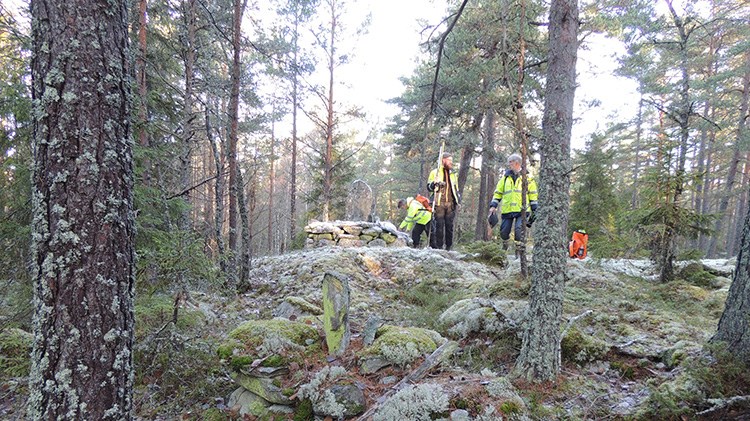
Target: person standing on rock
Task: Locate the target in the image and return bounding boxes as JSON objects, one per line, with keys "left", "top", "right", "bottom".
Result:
{"left": 488, "top": 153, "right": 538, "bottom": 254}
{"left": 428, "top": 152, "right": 460, "bottom": 251}
{"left": 398, "top": 197, "right": 432, "bottom": 248}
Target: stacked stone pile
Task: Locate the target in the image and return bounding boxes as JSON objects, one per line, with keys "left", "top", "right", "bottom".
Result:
{"left": 305, "top": 220, "right": 412, "bottom": 248}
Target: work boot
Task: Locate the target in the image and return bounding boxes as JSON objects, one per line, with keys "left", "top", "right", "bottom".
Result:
{"left": 502, "top": 240, "right": 510, "bottom": 252}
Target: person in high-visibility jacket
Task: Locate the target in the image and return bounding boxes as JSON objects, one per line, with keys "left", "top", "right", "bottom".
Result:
{"left": 428, "top": 152, "right": 461, "bottom": 251}
{"left": 397, "top": 197, "right": 432, "bottom": 247}
{"left": 488, "top": 153, "right": 538, "bottom": 251}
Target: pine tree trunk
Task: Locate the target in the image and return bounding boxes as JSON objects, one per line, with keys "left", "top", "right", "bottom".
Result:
{"left": 179, "top": 0, "right": 197, "bottom": 232}
{"left": 730, "top": 155, "right": 750, "bottom": 257}
{"left": 514, "top": 0, "right": 577, "bottom": 383}
{"left": 631, "top": 92, "right": 643, "bottom": 210}
{"left": 322, "top": 0, "right": 336, "bottom": 222}
{"left": 206, "top": 106, "right": 226, "bottom": 274}
{"left": 227, "top": 0, "right": 244, "bottom": 285}
{"left": 268, "top": 121, "right": 276, "bottom": 254}
{"left": 290, "top": 14, "right": 299, "bottom": 246}
{"left": 711, "top": 192, "right": 750, "bottom": 363}
{"left": 137, "top": 0, "right": 149, "bottom": 156}
{"left": 708, "top": 50, "right": 750, "bottom": 258}
{"left": 238, "top": 167, "right": 251, "bottom": 283}
{"left": 29, "top": 0, "right": 135, "bottom": 417}
{"left": 476, "top": 111, "right": 495, "bottom": 241}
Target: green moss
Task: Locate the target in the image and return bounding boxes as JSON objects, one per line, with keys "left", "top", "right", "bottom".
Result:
{"left": 216, "top": 339, "right": 243, "bottom": 360}
{"left": 201, "top": 408, "right": 227, "bottom": 421}
{"left": 0, "top": 328, "right": 33, "bottom": 379}
{"left": 293, "top": 398, "right": 314, "bottom": 421}
{"left": 263, "top": 354, "right": 286, "bottom": 367}
{"left": 362, "top": 325, "right": 441, "bottom": 367}
{"left": 229, "top": 355, "right": 253, "bottom": 371}
{"left": 560, "top": 327, "right": 608, "bottom": 365}
{"left": 678, "top": 262, "right": 714, "bottom": 288}
{"left": 397, "top": 282, "right": 466, "bottom": 331}
{"left": 228, "top": 319, "right": 318, "bottom": 347}
{"left": 610, "top": 361, "right": 635, "bottom": 380}
{"left": 499, "top": 400, "right": 522, "bottom": 414}
{"left": 462, "top": 241, "right": 508, "bottom": 268}
{"left": 283, "top": 387, "right": 296, "bottom": 397}
{"left": 284, "top": 296, "right": 323, "bottom": 315}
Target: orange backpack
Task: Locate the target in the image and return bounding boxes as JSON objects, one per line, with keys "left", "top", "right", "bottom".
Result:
{"left": 569, "top": 230, "right": 588, "bottom": 259}
{"left": 415, "top": 194, "right": 432, "bottom": 213}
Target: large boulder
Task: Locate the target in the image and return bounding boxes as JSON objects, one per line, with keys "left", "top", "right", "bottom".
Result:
{"left": 439, "top": 298, "right": 527, "bottom": 339}
{"left": 298, "top": 366, "right": 366, "bottom": 418}
{"left": 359, "top": 325, "right": 445, "bottom": 371}
{"left": 217, "top": 318, "right": 321, "bottom": 371}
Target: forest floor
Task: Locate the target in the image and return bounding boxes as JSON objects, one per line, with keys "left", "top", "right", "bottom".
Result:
{"left": 1, "top": 245, "right": 747, "bottom": 420}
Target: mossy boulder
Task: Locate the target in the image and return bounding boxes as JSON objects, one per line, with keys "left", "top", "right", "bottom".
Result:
{"left": 0, "top": 328, "right": 33, "bottom": 379}
{"left": 638, "top": 373, "right": 705, "bottom": 419}
{"left": 560, "top": 326, "right": 609, "bottom": 365}
{"left": 273, "top": 296, "right": 323, "bottom": 320}
{"left": 231, "top": 373, "right": 293, "bottom": 404}
{"left": 217, "top": 319, "right": 320, "bottom": 370}
{"left": 380, "top": 233, "right": 397, "bottom": 244}
{"left": 228, "top": 387, "right": 273, "bottom": 417}
{"left": 660, "top": 340, "right": 698, "bottom": 369}
{"left": 297, "top": 366, "right": 365, "bottom": 418}
{"left": 438, "top": 298, "right": 527, "bottom": 339}
{"left": 360, "top": 325, "right": 444, "bottom": 368}
{"left": 678, "top": 262, "right": 715, "bottom": 288}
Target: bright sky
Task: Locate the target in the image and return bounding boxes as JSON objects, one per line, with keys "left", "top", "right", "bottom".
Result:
{"left": 4, "top": 0, "right": 640, "bottom": 151}
{"left": 339, "top": 0, "right": 640, "bottom": 151}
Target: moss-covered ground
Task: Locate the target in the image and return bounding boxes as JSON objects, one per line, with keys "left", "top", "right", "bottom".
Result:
{"left": 2, "top": 247, "right": 741, "bottom": 420}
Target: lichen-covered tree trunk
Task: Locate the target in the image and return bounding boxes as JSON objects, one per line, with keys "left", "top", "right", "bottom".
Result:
{"left": 514, "top": 0, "right": 578, "bottom": 382}
{"left": 227, "top": 0, "right": 244, "bottom": 286}
{"left": 708, "top": 50, "right": 750, "bottom": 258}
{"left": 711, "top": 195, "right": 750, "bottom": 363}
{"left": 29, "top": 0, "right": 135, "bottom": 418}
{"left": 475, "top": 111, "right": 495, "bottom": 241}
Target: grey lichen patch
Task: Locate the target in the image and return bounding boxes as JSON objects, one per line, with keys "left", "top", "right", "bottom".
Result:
{"left": 297, "top": 366, "right": 348, "bottom": 418}
{"left": 373, "top": 383, "right": 448, "bottom": 421}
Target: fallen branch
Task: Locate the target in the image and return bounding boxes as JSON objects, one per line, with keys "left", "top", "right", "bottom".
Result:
{"left": 614, "top": 336, "right": 646, "bottom": 350}
{"left": 357, "top": 340, "right": 458, "bottom": 420}
{"left": 560, "top": 310, "right": 593, "bottom": 341}
{"left": 697, "top": 395, "right": 750, "bottom": 416}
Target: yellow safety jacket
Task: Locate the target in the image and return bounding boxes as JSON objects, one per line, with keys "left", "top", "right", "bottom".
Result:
{"left": 428, "top": 167, "right": 460, "bottom": 206}
{"left": 490, "top": 170, "right": 538, "bottom": 215}
{"left": 399, "top": 198, "right": 432, "bottom": 231}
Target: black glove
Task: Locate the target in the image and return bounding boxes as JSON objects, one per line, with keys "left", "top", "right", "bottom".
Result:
{"left": 488, "top": 212, "right": 499, "bottom": 228}
{"left": 526, "top": 213, "right": 536, "bottom": 228}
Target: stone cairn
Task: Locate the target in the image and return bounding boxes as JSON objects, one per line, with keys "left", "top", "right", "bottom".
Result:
{"left": 304, "top": 220, "right": 412, "bottom": 248}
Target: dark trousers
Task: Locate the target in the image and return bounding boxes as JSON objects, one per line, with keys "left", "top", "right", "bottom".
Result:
{"left": 431, "top": 204, "right": 455, "bottom": 250}
{"left": 499, "top": 214, "right": 526, "bottom": 241}
{"left": 411, "top": 221, "right": 431, "bottom": 247}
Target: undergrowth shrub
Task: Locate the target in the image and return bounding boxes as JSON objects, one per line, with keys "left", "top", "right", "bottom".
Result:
{"left": 639, "top": 343, "right": 750, "bottom": 419}
{"left": 462, "top": 241, "right": 508, "bottom": 268}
